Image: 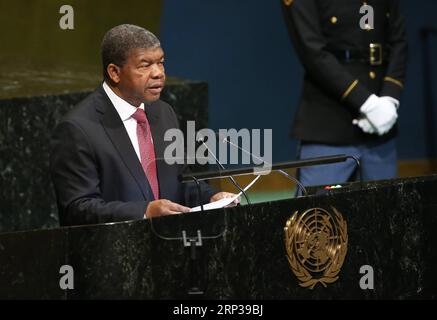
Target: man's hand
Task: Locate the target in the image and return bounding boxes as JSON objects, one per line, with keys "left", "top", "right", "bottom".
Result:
{"left": 354, "top": 94, "right": 398, "bottom": 136}
{"left": 210, "top": 192, "right": 240, "bottom": 207}
{"left": 145, "top": 199, "right": 190, "bottom": 218}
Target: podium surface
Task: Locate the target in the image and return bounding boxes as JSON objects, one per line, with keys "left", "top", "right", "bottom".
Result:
{"left": 1, "top": 175, "right": 436, "bottom": 299}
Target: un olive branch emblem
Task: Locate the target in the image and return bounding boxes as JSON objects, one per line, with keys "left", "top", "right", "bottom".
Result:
{"left": 284, "top": 207, "right": 348, "bottom": 289}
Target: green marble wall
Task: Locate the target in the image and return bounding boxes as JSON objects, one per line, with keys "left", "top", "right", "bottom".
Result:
{"left": 0, "top": 0, "right": 163, "bottom": 98}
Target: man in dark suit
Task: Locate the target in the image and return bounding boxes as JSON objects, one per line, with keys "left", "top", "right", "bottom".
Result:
{"left": 281, "top": 0, "right": 407, "bottom": 187}
{"left": 50, "top": 24, "right": 237, "bottom": 226}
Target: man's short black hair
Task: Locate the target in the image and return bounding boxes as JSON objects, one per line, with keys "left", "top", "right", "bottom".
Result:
{"left": 101, "top": 24, "right": 161, "bottom": 80}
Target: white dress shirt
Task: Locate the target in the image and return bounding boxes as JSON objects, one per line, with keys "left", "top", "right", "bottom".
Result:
{"left": 102, "top": 82, "right": 144, "bottom": 162}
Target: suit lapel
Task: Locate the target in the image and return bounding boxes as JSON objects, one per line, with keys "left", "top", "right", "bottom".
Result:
{"left": 95, "top": 86, "right": 154, "bottom": 201}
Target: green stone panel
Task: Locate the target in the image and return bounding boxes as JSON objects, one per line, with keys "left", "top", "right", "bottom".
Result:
{"left": 0, "top": 0, "right": 163, "bottom": 98}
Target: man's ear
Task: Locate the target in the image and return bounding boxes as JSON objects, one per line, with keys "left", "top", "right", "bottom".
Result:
{"left": 107, "top": 64, "right": 121, "bottom": 84}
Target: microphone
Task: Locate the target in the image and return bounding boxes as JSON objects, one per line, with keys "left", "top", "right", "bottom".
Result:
{"left": 196, "top": 134, "right": 252, "bottom": 205}
{"left": 215, "top": 131, "right": 308, "bottom": 196}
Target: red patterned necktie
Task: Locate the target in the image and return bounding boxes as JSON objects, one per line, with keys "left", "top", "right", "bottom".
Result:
{"left": 131, "top": 108, "right": 160, "bottom": 200}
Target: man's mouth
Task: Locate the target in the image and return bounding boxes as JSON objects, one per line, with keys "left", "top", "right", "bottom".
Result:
{"left": 147, "top": 83, "right": 164, "bottom": 94}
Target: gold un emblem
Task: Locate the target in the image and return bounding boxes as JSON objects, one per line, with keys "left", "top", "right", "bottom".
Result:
{"left": 284, "top": 207, "right": 348, "bottom": 289}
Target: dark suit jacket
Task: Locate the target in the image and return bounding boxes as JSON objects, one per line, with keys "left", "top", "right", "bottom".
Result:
{"left": 282, "top": 0, "right": 407, "bottom": 145}
{"left": 50, "top": 85, "right": 215, "bottom": 226}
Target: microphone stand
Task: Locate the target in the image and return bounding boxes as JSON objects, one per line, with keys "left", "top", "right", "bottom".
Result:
{"left": 217, "top": 133, "right": 308, "bottom": 196}
{"left": 198, "top": 136, "right": 252, "bottom": 205}
{"left": 190, "top": 176, "right": 204, "bottom": 213}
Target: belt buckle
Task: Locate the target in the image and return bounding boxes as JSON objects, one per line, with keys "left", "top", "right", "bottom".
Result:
{"left": 369, "top": 43, "right": 382, "bottom": 66}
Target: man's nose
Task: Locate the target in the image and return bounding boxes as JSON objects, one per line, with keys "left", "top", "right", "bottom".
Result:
{"left": 150, "top": 63, "right": 164, "bottom": 78}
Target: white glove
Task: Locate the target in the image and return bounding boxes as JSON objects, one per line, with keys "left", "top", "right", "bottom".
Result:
{"left": 354, "top": 94, "right": 398, "bottom": 136}
{"left": 380, "top": 96, "right": 400, "bottom": 109}
{"left": 375, "top": 96, "right": 399, "bottom": 134}
{"left": 353, "top": 117, "right": 376, "bottom": 134}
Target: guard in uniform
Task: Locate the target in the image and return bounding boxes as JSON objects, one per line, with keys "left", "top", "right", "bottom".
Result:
{"left": 281, "top": 0, "right": 408, "bottom": 187}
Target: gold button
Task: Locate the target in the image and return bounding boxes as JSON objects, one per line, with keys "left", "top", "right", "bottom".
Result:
{"left": 369, "top": 71, "right": 376, "bottom": 79}
{"left": 330, "top": 16, "right": 338, "bottom": 24}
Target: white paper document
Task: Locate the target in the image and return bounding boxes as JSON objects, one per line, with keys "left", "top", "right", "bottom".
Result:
{"left": 190, "top": 175, "right": 261, "bottom": 212}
